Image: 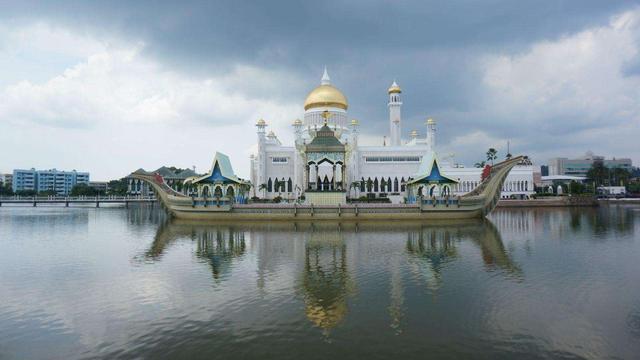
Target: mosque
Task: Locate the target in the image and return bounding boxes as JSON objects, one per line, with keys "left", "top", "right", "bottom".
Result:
{"left": 249, "top": 68, "right": 534, "bottom": 203}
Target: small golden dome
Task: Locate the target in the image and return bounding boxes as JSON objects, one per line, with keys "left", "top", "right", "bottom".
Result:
{"left": 256, "top": 118, "right": 266, "bottom": 126}
{"left": 293, "top": 118, "right": 302, "bottom": 126}
{"left": 351, "top": 119, "right": 359, "bottom": 126}
{"left": 410, "top": 130, "right": 418, "bottom": 137}
{"left": 388, "top": 80, "right": 402, "bottom": 94}
{"left": 426, "top": 118, "right": 435, "bottom": 125}
{"left": 304, "top": 85, "right": 348, "bottom": 111}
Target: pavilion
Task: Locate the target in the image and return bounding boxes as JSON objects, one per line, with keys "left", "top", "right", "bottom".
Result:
{"left": 406, "top": 152, "right": 458, "bottom": 203}
{"left": 186, "top": 152, "right": 250, "bottom": 204}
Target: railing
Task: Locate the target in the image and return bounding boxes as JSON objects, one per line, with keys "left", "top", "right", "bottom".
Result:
{"left": 0, "top": 195, "right": 156, "bottom": 201}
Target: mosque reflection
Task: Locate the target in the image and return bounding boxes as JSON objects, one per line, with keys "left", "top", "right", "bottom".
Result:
{"left": 143, "top": 217, "right": 524, "bottom": 333}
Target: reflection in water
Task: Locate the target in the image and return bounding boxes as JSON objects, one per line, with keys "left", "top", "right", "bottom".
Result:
{"left": 301, "top": 228, "right": 353, "bottom": 334}
{"left": 407, "top": 220, "right": 522, "bottom": 291}
{"left": 143, "top": 221, "right": 247, "bottom": 280}
{"left": 2, "top": 205, "right": 640, "bottom": 359}
{"left": 196, "top": 229, "right": 246, "bottom": 279}
{"left": 143, "top": 218, "right": 521, "bottom": 334}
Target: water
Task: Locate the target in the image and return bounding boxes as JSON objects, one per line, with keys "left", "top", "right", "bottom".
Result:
{"left": 1, "top": 205, "right": 639, "bottom": 359}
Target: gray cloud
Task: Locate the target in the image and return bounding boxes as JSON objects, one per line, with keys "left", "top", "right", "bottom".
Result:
{"left": 1, "top": 0, "right": 639, "bottom": 178}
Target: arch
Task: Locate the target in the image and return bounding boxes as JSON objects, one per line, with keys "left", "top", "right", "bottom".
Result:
{"left": 401, "top": 177, "right": 406, "bottom": 192}
{"left": 394, "top": 177, "right": 399, "bottom": 192}
{"left": 367, "top": 177, "right": 373, "bottom": 192}
{"left": 202, "top": 185, "right": 210, "bottom": 198}
{"left": 226, "top": 186, "right": 235, "bottom": 198}
{"left": 267, "top": 178, "right": 273, "bottom": 192}
{"left": 214, "top": 186, "right": 223, "bottom": 198}
{"left": 387, "top": 177, "right": 392, "bottom": 192}
{"left": 287, "top": 178, "right": 293, "bottom": 193}
{"left": 360, "top": 178, "right": 365, "bottom": 192}
{"left": 373, "top": 178, "right": 379, "bottom": 192}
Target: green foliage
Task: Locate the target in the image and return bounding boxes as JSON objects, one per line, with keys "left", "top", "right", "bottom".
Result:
{"left": 38, "top": 190, "right": 57, "bottom": 196}
{"left": 486, "top": 148, "right": 498, "bottom": 165}
{"left": 15, "top": 190, "right": 37, "bottom": 196}
{"left": 587, "top": 161, "right": 632, "bottom": 186}
{"left": 107, "top": 178, "right": 128, "bottom": 196}
{"left": 627, "top": 182, "right": 640, "bottom": 194}
{"left": 70, "top": 183, "right": 100, "bottom": 196}
{"left": 272, "top": 196, "right": 282, "bottom": 203}
{"left": 474, "top": 161, "right": 486, "bottom": 168}
{"left": 0, "top": 182, "right": 13, "bottom": 196}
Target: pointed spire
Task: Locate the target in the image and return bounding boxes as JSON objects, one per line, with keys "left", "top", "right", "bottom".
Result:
{"left": 321, "top": 66, "right": 331, "bottom": 85}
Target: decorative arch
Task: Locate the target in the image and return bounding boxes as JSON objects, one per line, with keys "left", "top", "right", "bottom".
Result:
{"left": 214, "top": 186, "right": 223, "bottom": 198}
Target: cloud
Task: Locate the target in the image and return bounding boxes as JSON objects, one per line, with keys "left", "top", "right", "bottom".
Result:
{"left": 472, "top": 8, "right": 640, "bottom": 164}
{"left": 0, "top": 24, "right": 300, "bottom": 179}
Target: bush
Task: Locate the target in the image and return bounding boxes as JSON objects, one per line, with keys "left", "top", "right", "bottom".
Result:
{"left": 272, "top": 196, "right": 282, "bottom": 203}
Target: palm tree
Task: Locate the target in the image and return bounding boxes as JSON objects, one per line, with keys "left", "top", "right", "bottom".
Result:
{"left": 486, "top": 148, "right": 498, "bottom": 165}
{"left": 258, "top": 183, "right": 267, "bottom": 198}
{"left": 474, "top": 161, "right": 486, "bottom": 168}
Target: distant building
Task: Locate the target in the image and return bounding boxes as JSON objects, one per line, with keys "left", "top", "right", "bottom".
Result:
{"left": 88, "top": 181, "right": 109, "bottom": 193}
{"left": 0, "top": 173, "right": 12, "bottom": 188}
{"left": 540, "top": 165, "right": 549, "bottom": 176}
{"left": 12, "top": 168, "right": 90, "bottom": 195}
{"left": 548, "top": 151, "right": 633, "bottom": 177}
{"left": 127, "top": 166, "right": 199, "bottom": 196}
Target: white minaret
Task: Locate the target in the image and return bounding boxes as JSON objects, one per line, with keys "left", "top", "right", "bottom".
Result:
{"left": 388, "top": 81, "right": 402, "bottom": 146}
{"left": 255, "top": 118, "right": 267, "bottom": 190}
{"left": 426, "top": 118, "right": 436, "bottom": 151}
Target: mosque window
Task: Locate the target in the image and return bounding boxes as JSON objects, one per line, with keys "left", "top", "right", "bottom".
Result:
{"left": 364, "top": 156, "right": 421, "bottom": 163}
{"left": 272, "top": 157, "right": 288, "bottom": 164}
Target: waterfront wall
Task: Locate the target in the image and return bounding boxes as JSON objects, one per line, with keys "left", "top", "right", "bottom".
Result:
{"left": 497, "top": 196, "right": 598, "bottom": 208}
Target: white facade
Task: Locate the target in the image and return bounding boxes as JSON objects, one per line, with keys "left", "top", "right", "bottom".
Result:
{"left": 250, "top": 70, "right": 534, "bottom": 201}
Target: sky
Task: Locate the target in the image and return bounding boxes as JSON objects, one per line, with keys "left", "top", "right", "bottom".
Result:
{"left": 1, "top": 0, "right": 640, "bottom": 180}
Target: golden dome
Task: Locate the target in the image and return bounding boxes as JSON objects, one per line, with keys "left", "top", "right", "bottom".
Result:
{"left": 350, "top": 119, "right": 359, "bottom": 126}
{"left": 293, "top": 118, "right": 302, "bottom": 126}
{"left": 256, "top": 118, "right": 266, "bottom": 126}
{"left": 304, "top": 85, "right": 348, "bottom": 111}
{"left": 426, "top": 118, "right": 435, "bottom": 125}
{"left": 388, "top": 80, "right": 402, "bottom": 94}
{"left": 410, "top": 130, "right": 418, "bottom": 137}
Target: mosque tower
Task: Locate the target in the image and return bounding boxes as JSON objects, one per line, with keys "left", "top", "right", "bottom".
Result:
{"left": 426, "top": 118, "right": 436, "bottom": 151}
{"left": 388, "top": 81, "right": 402, "bottom": 146}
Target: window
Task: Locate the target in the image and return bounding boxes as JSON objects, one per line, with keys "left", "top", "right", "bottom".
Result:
{"left": 272, "top": 157, "right": 288, "bottom": 164}
{"left": 364, "top": 156, "right": 421, "bottom": 163}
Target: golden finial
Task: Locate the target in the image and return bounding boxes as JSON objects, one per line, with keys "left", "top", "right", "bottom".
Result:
{"left": 321, "top": 110, "right": 333, "bottom": 124}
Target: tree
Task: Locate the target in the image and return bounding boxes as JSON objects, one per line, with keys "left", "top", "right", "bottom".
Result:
{"left": 70, "top": 183, "right": 98, "bottom": 196}
{"left": 0, "top": 182, "right": 13, "bottom": 196}
{"left": 586, "top": 161, "right": 608, "bottom": 186}
{"left": 486, "top": 148, "right": 498, "bottom": 165}
{"left": 107, "top": 178, "right": 128, "bottom": 196}
{"left": 474, "top": 161, "right": 486, "bottom": 168}
{"left": 258, "top": 183, "right": 267, "bottom": 198}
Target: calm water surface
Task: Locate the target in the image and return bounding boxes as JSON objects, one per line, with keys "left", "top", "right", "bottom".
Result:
{"left": 1, "top": 205, "right": 639, "bottom": 359}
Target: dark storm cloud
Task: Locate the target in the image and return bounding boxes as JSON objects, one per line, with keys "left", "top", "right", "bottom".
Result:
{"left": 3, "top": 0, "right": 639, "bottom": 166}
